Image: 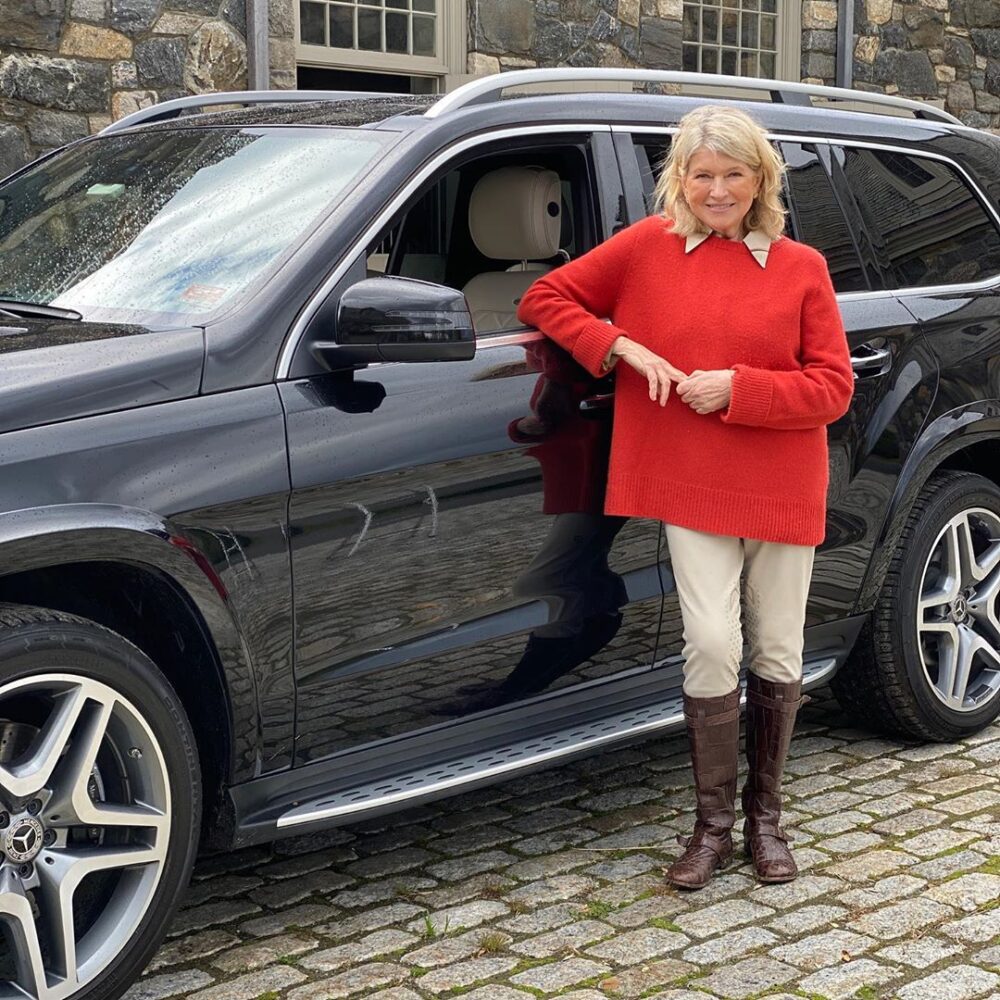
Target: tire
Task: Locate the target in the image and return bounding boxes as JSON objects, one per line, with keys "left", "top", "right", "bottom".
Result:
{"left": 831, "top": 471, "right": 1000, "bottom": 741}
{"left": 0, "top": 604, "right": 201, "bottom": 1000}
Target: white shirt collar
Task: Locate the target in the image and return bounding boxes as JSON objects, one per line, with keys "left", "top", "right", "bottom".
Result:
{"left": 684, "top": 229, "right": 773, "bottom": 269}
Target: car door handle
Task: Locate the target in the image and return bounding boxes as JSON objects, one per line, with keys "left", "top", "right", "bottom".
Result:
{"left": 579, "top": 393, "right": 615, "bottom": 413}
{"left": 850, "top": 345, "right": 892, "bottom": 379}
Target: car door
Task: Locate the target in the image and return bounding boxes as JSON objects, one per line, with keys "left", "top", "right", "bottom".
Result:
{"left": 281, "top": 129, "right": 667, "bottom": 766}
{"left": 614, "top": 129, "right": 938, "bottom": 668}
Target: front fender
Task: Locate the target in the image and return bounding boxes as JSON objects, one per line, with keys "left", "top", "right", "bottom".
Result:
{"left": 0, "top": 502, "right": 258, "bottom": 783}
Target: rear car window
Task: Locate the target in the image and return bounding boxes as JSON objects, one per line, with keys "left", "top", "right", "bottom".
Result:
{"left": 838, "top": 145, "right": 1000, "bottom": 289}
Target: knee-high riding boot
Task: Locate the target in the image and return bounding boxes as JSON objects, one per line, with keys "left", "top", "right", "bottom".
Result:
{"left": 664, "top": 686, "right": 741, "bottom": 890}
{"left": 741, "top": 673, "right": 808, "bottom": 883}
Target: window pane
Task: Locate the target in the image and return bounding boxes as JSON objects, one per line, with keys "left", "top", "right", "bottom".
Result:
{"left": 783, "top": 145, "right": 867, "bottom": 293}
{"left": 385, "top": 10, "right": 408, "bottom": 51}
{"left": 300, "top": 1, "right": 325, "bottom": 44}
{"left": 413, "top": 0, "right": 434, "bottom": 9}
{"left": 702, "top": 47, "right": 718, "bottom": 72}
{"left": 386, "top": 0, "right": 408, "bottom": 7}
{"left": 760, "top": 14, "right": 776, "bottom": 48}
{"left": 761, "top": 0, "right": 776, "bottom": 10}
{"left": 702, "top": 7, "right": 719, "bottom": 43}
{"left": 357, "top": 6, "right": 381, "bottom": 49}
{"left": 741, "top": 50, "right": 757, "bottom": 75}
{"left": 842, "top": 147, "right": 1000, "bottom": 288}
{"left": 722, "top": 9, "right": 737, "bottom": 45}
{"left": 683, "top": 43, "right": 698, "bottom": 70}
{"left": 741, "top": 12, "right": 758, "bottom": 47}
{"left": 743, "top": 0, "right": 758, "bottom": 10}
{"left": 329, "top": 5, "right": 353, "bottom": 47}
{"left": 721, "top": 48, "right": 737, "bottom": 73}
{"left": 760, "top": 50, "right": 775, "bottom": 76}
{"left": 412, "top": 13, "right": 435, "bottom": 54}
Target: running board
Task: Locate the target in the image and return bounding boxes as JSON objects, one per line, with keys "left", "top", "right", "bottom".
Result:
{"left": 276, "top": 656, "right": 837, "bottom": 829}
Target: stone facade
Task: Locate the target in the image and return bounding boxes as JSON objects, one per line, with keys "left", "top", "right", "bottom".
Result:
{"left": 468, "top": 0, "right": 683, "bottom": 79}
{"left": 3, "top": 0, "right": 1000, "bottom": 178}
{"left": 0, "top": 0, "right": 296, "bottom": 175}
{"left": 803, "top": 0, "right": 1000, "bottom": 128}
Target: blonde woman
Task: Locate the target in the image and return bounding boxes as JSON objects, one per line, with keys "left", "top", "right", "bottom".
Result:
{"left": 516, "top": 105, "right": 853, "bottom": 889}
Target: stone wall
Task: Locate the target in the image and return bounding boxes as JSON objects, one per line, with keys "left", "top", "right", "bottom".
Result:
{"left": 0, "top": 0, "right": 295, "bottom": 177}
{"left": 468, "top": 0, "right": 684, "bottom": 78}
{"left": 802, "top": 0, "right": 1000, "bottom": 128}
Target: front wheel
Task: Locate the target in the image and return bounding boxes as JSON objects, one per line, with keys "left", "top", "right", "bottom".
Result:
{"left": 832, "top": 471, "right": 1000, "bottom": 740}
{"left": 0, "top": 605, "right": 201, "bottom": 1000}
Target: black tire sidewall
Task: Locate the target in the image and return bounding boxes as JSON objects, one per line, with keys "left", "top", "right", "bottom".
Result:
{"left": 892, "top": 477, "right": 1000, "bottom": 736}
{"left": 0, "top": 614, "right": 201, "bottom": 1000}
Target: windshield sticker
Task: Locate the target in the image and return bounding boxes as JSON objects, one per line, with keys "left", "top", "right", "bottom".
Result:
{"left": 85, "top": 183, "right": 126, "bottom": 197}
{"left": 180, "top": 283, "right": 228, "bottom": 307}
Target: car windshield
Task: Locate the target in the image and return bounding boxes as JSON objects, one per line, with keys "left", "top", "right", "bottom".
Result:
{"left": 0, "top": 126, "right": 395, "bottom": 326}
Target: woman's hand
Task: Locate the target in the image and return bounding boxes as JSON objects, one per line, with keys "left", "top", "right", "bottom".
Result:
{"left": 610, "top": 336, "right": 688, "bottom": 406}
{"left": 676, "top": 369, "right": 735, "bottom": 415}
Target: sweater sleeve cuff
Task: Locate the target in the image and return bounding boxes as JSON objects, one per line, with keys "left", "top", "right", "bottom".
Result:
{"left": 573, "top": 319, "right": 624, "bottom": 378}
{"left": 721, "top": 365, "right": 773, "bottom": 426}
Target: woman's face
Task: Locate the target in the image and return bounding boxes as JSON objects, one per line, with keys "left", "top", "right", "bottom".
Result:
{"left": 681, "top": 147, "right": 760, "bottom": 240}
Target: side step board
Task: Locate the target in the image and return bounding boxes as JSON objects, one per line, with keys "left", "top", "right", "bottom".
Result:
{"left": 277, "top": 656, "right": 837, "bottom": 829}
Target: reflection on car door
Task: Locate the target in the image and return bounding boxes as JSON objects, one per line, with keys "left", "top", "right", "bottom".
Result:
{"left": 282, "top": 135, "right": 666, "bottom": 765}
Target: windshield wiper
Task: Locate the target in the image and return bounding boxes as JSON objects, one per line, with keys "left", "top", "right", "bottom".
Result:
{"left": 0, "top": 299, "right": 83, "bottom": 321}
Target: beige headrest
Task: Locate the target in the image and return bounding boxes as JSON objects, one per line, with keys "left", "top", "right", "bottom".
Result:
{"left": 469, "top": 166, "right": 562, "bottom": 261}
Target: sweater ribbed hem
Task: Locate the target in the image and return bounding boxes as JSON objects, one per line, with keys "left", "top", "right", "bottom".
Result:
{"left": 606, "top": 474, "right": 825, "bottom": 546}
{"left": 721, "top": 365, "right": 774, "bottom": 427}
{"left": 573, "top": 319, "right": 624, "bottom": 377}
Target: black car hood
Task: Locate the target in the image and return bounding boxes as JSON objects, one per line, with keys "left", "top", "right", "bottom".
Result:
{"left": 0, "top": 317, "right": 204, "bottom": 434}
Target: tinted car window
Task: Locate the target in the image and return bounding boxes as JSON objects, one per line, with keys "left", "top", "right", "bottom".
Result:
{"left": 631, "top": 136, "right": 868, "bottom": 292}
{"left": 838, "top": 145, "right": 1000, "bottom": 288}
{"left": 782, "top": 143, "right": 868, "bottom": 293}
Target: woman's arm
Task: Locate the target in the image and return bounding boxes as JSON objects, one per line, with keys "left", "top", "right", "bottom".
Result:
{"left": 516, "top": 219, "right": 647, "bottom": 378}
{"left": 720, "top": 258, "right": 854, "bottom": 431}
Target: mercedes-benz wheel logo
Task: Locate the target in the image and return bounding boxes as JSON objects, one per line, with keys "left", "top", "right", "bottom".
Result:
{"left": 4, "top": 817, "right": 44, "bottom": 863}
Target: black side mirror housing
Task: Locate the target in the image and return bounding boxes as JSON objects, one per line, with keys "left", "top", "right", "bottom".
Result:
{"left": 317, "top": 276, "right": 476, "bottom": 367}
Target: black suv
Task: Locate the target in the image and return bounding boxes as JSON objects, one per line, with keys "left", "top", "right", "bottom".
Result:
{"left": 1, "top": 68, "right": 999, "bottom": 1000}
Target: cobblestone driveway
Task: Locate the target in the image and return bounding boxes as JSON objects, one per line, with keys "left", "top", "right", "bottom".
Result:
{"left": 130, "top": 687, "right": 1000, "bottom": 1000}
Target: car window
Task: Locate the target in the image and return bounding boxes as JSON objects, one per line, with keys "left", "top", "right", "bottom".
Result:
{"left": 836, "top": 144, "right": 1000, "bottom": 289}
{"left": 364, "top": 143, "right": 594, "bottom": 335}
{"left": 781, "top": 143, "right": 868, "bottom": 294}
{"left": 631, "top": 135, "right": 868, "bottom": 294}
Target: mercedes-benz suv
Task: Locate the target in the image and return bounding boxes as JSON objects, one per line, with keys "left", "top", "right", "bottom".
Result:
{"left": 0, "top": 68, "right": 999, "bottom": 1000}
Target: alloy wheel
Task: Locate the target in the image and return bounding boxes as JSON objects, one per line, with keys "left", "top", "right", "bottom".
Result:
{"left": 0, "top": 674, "right": 170, "bottom": 1000}
{"left": 917, "top": 507, "right": 1000, "bottom": 712}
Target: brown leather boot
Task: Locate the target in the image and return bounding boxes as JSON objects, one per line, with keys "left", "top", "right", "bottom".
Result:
{"left": 665, "top": 686, "right": 741, "bottom": 890}
{"left": 741, "top": 673, "right": 809, "bottom": 883}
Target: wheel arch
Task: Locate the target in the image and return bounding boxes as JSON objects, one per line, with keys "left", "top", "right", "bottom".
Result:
{"left": 0, "top": 504, "right": 261, "bottom": 849}
{"left": 855, "top": 401, "right": 1000, "bottom": 614}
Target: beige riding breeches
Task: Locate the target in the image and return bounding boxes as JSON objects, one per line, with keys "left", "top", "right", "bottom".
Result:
{"left": 664, "top": 523, "right": 816, "bottom": 698}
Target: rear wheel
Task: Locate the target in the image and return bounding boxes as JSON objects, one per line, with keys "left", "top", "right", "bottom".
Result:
{"left": 832, "top": 471, "right": 1000, "bottom": 740}
{"left": 0, "top": 605, "right": 200, "bottom": 1000}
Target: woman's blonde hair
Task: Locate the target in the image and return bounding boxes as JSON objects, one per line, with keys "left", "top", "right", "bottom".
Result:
{"left": 654, "top": 104, "right": 787, "bottom": 240}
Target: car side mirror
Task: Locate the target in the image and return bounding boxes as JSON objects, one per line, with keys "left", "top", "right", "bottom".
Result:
{"left": 315, "top": 276, "right": 476, "bottom": 367}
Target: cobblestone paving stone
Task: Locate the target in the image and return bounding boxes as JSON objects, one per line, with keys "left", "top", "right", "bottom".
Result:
{"left": 131, "top": 688, "right": 1000, "bottom": 1000}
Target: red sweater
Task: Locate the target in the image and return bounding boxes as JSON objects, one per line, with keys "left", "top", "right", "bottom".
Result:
{"left": 515, "top": 216, "right": 854, "bottom": 546}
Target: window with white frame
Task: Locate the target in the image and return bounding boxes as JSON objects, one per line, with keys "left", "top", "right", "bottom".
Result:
{"left": 296, "top": 0, "right": 465, "bottom": 87}
{"left": 682, "top": 0, "right": 800, "bottom": 81}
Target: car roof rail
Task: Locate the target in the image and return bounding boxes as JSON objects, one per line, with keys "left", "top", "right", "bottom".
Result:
{"left": 100, "top": 90, "right": 387, "bottom": 135}
{"left": 426, "top": 68, "right": 961, "bottom": 126}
